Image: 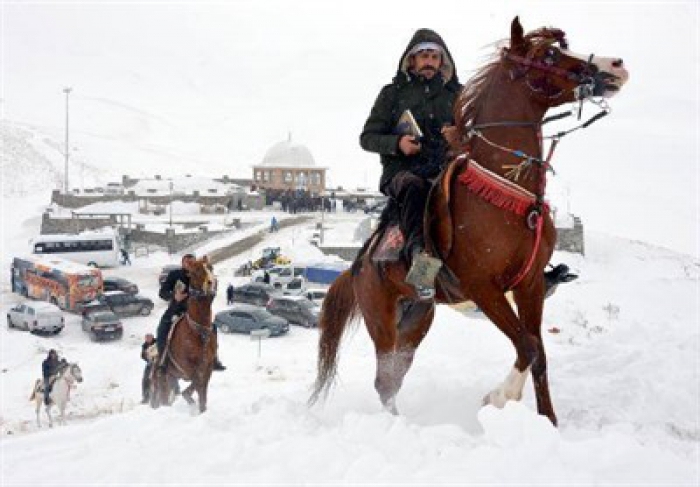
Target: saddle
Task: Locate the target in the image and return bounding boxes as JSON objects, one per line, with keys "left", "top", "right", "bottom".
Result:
{"left": 370, "top": 158, "right": 466, "bottom": 265}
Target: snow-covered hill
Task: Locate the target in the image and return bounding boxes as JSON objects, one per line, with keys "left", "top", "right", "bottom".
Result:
{"left": 1, "top": 211, "right": 697, "bottom": 485}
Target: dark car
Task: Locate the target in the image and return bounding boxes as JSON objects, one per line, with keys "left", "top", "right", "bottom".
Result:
{"left": 81, "top": 311, "right": 123, "bottom": 341}
{"left": 83, "top": 291, "right": 154, "bottom": 318}
{"left": 213, "top": 304, "right": 289, "bottom": 336}
{"left": 267, "top": 296, "right": 320, "bottom": 328}
{"left": 103, "top": 276, "right": 139, "bottom": 295}
{"left": 158, "top": 265, "right": 181, "bottom": 285}
{"left": 230, "top": 282, "right": 281, "bottom": 307}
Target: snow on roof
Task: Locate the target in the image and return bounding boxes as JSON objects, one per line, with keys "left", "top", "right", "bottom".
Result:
{"left": 17, "top": 255, "right": 102, "bottom": 275}
{"left": 26, "top": 302, "right": 62, "bottom": 312}
{"left": 258, "top": 139, "right": 316, "bottom": 168}
{"left": 131, "top": 176, "right": 235, "bottom": 195}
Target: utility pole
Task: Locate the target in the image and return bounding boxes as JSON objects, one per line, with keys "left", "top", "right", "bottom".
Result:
{"left": 169, "top": 180, "right": 174, "bottom": 229}
{"left": 63, "top": 87, "right": 72, "bottom": 194}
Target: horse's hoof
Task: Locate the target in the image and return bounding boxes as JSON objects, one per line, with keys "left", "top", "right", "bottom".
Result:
{"left": 383, "top": 398, "right": 399, "bottom": 415}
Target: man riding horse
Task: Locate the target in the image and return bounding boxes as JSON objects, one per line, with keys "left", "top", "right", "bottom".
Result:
{"left": 360, "top": 28, "right": 461, "bottom": 299}
{"left": 41, "top": 349, "right": 67, "bottom": 405}
{"left": 360, "top": 28, "right": 576, "bottom": 299}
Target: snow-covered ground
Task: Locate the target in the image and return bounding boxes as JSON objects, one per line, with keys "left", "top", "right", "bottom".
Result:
{"left": 1, "top": 194, "right": 698, "bottom": 485}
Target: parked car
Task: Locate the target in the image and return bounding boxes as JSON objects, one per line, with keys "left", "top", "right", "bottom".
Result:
{"left": 7, "top": 302, "right": 64, "bottom": 334}
{"left": 82, "top": 291, "right": 154, "bottom": 317}
{"left": 267, "top": 295, "right": 320, "bottom": 328}
{"left": 230, "top": 282, "right": 282, "bottom": 307}
{"left": 158, "top": 265, "right": 181, "bottom": 285}
{"left": 304, "top": 288, "right": 328, "bottom": 306}
{"left": 103, "top": 276, "right": 139, "bottom": 295}
{"left": 213, "top": 304, "right": 289, "bottom": 336}
{"left": 81, "top": 311, "right": 123, "bottom": 341}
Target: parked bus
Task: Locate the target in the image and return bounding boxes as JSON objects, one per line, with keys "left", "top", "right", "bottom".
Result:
{"left": 30, "top": 230, "right": 121, "bottom": 268}
{"left": 11, "top": 256, "right": 104, "bottom": 312}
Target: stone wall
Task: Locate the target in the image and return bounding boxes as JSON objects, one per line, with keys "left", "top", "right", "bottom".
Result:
{"left": 317, "top": 245, "right": 361, "bottom": 261}
{"left": 130, "top": 227, "right": 232, "bottom": 254}
{"left": 50, "top": 189, "right": 265, "bottom": 211}
{"left": 556, "top": 216, "right": 585, "bottom": 255}
{"left": 40, "top": 212, "right": 118, "bottom": 234}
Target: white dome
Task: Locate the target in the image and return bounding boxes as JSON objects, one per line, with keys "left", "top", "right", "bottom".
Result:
{"left": 260, "top": 140, "right": 316, "bottom": 168}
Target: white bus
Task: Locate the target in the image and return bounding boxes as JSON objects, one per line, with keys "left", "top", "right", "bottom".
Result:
{"left": 30, "top": 230, "right": 121, "bottom": 268}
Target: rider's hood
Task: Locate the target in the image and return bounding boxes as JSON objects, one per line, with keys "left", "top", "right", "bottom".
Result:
{"left": 395, "top": 28, "right": 459, "bottom": 89}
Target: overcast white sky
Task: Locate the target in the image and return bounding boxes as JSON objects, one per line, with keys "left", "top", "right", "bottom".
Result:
{"left": 2, "top": 0, "right": 699, "bottom": 253}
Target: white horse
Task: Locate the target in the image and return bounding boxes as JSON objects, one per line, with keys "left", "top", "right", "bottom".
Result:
{"left": 30, "top": 362, "right": 83, "bottom": 428}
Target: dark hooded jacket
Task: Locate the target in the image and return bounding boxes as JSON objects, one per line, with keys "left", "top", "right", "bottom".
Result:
{"left": 360, "top": 29, "right": 462, "bottom": 192}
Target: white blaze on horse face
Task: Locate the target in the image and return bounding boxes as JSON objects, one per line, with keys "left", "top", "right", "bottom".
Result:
{"left": 203, "top": 266, "right": 215, "bottom": 294}
{"left": 562, "top": 49, "right": 630, "bottom": 97}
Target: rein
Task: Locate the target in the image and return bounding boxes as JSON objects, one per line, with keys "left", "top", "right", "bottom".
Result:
{"left": 459, "top": 51, "right": 610, "bottom": 290}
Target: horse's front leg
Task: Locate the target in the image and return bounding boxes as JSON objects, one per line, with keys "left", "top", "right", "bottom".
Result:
{"left": 513, "top": 281, "right": 557, "bottom": 426}
{"left": 59, "top": 404, "right": 67, "bottom": 426}
{"left": 35, "top": 403, "right": 41, "bottom": 428}
{"left": 182, "top": 382, "right": 196, "bottom": 405}
{"left": 46, "top": 405, "right": 53, "bottom": 428}
{"left": 472, "top": 287, "right": 540, "bottom": 412}
{"left": 196, "top": 371, "right": 212, "bottom": 414}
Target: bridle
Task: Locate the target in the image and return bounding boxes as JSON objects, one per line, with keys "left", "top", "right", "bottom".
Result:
{"left": 459, "top": 37, "right": 612, "bottom": 290}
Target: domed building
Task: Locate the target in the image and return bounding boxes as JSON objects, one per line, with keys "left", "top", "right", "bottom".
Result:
{"left": 252, "top": 137, "right": 327, "bottom": 197}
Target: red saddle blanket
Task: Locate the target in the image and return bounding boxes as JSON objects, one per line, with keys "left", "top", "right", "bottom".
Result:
{"left": 372, "top": 225, "right": 405, "bottom": 263}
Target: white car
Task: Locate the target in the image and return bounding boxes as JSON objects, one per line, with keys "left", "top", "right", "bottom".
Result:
{"left": 7, "top": 302, "right": 65, "bottom": 334}
{"left": 304, "top": 288, "right": 328, "bottom": 306}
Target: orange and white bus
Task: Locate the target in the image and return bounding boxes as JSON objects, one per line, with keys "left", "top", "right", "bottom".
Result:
{"left": 11, "top": 256, "right": 104, "bottom": 312}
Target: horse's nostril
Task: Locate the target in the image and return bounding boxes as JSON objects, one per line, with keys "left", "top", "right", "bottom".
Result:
{"left": 612, "top": 59, "right": 623, "bottom": 68}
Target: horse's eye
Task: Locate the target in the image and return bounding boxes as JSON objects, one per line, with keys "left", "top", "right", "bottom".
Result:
{"left": 543, "top": 48, "right": 559, "bottom": 65}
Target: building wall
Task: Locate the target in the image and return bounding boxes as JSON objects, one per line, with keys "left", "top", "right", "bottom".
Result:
{"left": 50, "top": 189, "right": 265, "bottom": 210}
{"left": 252, "top": 166, "right": 326, "bottom": 194}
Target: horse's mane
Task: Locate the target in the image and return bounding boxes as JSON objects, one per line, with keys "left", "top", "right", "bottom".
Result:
{"left": 454, "top": 27, "right": 567, "bottom": 136}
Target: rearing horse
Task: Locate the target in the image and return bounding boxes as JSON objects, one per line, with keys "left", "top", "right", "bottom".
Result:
{"left": 151, "top": 256, "right": 217, "bottom": 413}
{"left": 312, "top": 17, "right": 628, "bottom": 425}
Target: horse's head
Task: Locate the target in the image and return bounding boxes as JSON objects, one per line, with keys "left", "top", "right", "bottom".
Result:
{"left": 69, "top": 363, "right": 83, "bottom": 383}
{"left": 189, "top": 256, "right": 217, "bottom": 299}
{"left": 505, "top": 16, "right": 629, "bottom": 105}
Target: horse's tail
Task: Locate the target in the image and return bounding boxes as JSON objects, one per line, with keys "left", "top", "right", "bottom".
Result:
{"left": 309, "top": 270, "right": 358, "bottom": 405}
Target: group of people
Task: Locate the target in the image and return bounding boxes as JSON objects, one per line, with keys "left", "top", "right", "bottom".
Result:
{"left": 40, "top": 27, "right": 576, "bottom": 408}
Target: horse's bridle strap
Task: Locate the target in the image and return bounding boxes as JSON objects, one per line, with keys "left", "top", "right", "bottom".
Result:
{"left": 505, "top": 51, "right": 582, "bottom": 82}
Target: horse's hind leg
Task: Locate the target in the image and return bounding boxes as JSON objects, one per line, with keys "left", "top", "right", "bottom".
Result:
{"left": 513, "top": 283, "right": 557, "bottom": 425}
{"left": 363, "top": 291, "right": 435, "bottom": 414}
{"left": 390, "top": 300, "right": 436, "bottom": 409}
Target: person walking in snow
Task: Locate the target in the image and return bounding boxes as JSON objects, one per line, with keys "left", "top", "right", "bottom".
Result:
{"left": 226, "top": 283, "right": 234, "bottom": 306}
{"left": 140, "top": 333, "right": 156, "bottom": 404}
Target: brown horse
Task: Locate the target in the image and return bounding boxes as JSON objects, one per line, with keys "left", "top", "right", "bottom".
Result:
{"left": 151, "top": 256, "right": 217, "bottom": 413}
{"left": 312, "top": 17, "right": 628, "bottom": 425}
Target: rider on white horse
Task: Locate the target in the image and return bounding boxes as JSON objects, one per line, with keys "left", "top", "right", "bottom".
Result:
{"left": 42, "top": 349, "right": 65, "bottom": 405}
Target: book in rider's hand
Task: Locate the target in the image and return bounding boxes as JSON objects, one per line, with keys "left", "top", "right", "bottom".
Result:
{"left": 394, "top": 109, "right": 423, "bottom": 140}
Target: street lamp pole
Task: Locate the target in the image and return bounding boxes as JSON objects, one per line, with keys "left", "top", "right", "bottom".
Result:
{"left": 169, "top": 181, "right": 174, "bottom": 228}
{"left": 63, "top": 87, "right": 72, "bottom": 194}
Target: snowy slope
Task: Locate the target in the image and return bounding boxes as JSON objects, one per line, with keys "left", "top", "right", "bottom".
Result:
{"left": 1, "top": 211, "right": 697, "bottom": 485}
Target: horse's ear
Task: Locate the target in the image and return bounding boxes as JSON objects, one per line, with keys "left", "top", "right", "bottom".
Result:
{"left": 510, "top": 16, "right": 525, "bottom": 49}
{"left": 201, "top": 255, "right": 209, "bottom": 264}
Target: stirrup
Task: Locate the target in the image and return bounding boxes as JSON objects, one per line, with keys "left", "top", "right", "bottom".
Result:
{"left": 415, "top": 285, "right": 436, "bottom": 300}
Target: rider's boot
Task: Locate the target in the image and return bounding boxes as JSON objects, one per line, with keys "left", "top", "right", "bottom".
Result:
{"left": 544, "top": 263, "right": 579, "bottom": 298}
{"left": 405, "top": 243, "right": 442, "bottom": 301}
